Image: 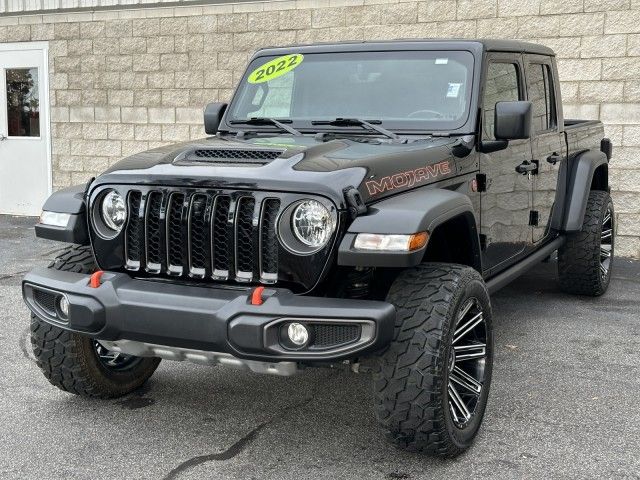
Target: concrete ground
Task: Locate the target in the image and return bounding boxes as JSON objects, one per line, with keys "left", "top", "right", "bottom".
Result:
{"left": 0, "top": 214, "right": 638, "bottom": 480}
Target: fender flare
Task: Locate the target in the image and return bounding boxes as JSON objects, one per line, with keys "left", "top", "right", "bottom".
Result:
{"left": 562, "top": 150, "right": 609, "bottom": 232}
{"left": 337, "top": 188, "right": 481, "bottom": 269}
{"left": 41, "top": 184, "right": 86, "bottom": 214}
{"left": 35, "top": 184, "right": 89, "bottom": 244}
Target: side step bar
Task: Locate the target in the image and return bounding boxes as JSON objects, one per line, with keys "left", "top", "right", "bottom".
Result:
{"left": 486, "top": 236, "right": 565, "bottom": 294}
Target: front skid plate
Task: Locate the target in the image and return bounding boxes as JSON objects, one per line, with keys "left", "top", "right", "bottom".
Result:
{"left": 99, "top": 339, "right": 298, "bottom": 376}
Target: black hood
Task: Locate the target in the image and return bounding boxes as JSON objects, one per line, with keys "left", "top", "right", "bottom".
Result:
{"left": 94, "top": 134, "right": 462, "bottom": 209}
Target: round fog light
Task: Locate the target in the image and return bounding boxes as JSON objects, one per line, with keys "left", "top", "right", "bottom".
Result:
{"left": 287, "top": 322, "right": 309, "bottom": 346}
{"left": 58, "top": 296, "right": 70, "bottom": 318}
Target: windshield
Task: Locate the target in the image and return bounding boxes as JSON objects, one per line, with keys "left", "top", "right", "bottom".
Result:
{"left": 227, "top": 50, "right": 475, "bottom": 132}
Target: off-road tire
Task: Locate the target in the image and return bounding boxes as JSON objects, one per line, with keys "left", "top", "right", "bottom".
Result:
{"left": 30, "top": 245, "right": 161, "bottom": 398}
{"left": 558, "top": 190, "right": 614, "bottom": 296}
{"left": 372, "top": 263, "right": 493, "bottom": 457}
{"left": 47, "top": 244, "right": 97, "bottom": 273}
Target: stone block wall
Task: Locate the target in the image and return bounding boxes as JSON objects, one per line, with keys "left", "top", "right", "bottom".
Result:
{"left": 1, "top": 0, "right": 639, "bottom": 255}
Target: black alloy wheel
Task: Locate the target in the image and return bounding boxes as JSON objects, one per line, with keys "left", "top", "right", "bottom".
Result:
{"left": 447, "top": 297, "right": 488, "bottom": 427}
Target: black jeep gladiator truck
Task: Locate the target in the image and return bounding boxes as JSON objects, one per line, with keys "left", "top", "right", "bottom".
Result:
{"left": 23, "top": 40, "right": 614, "bottom": 456}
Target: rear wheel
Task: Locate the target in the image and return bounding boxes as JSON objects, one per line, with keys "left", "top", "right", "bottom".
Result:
{"left": 30, "top": 245, "right": 160, "bottom": 398}
{"left": 372, "top": 263, "right": 493, "bottom": 456}
{"left": 558, "top": 191, "right": 614, "bottom": 296}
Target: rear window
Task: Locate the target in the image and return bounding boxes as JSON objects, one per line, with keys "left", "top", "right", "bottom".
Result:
{"left": 527, "top": 63, "right": 557, "bottom": 133}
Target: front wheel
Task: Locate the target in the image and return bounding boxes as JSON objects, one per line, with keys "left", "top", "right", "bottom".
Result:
{"left": 30, "top": 245, "right": 160, "bottom": 398}
{"left": 31, "top": 316, "right": 161, "bottom": 398}
{"left": 372, "top": 264, "right": 493, "bottom": 456}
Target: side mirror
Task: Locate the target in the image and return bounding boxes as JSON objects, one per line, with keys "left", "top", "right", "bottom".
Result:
{"left": 494, "top": 100, "right": 532, "bottom": 140}
{"left": 204, "top": 102, "right": 228, "bottom": 135}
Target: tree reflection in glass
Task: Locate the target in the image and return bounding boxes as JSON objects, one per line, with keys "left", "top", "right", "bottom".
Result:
{"left": 6, "top": 68, "right": 39, "bottom": 137}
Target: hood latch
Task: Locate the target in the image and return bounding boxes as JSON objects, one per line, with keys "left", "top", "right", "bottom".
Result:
{"left": 343, "top": 186, "right": 367, "bottom": 219}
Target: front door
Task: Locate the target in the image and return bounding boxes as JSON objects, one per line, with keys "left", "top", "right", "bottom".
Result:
{"left": 479, "top": 54, "right": 534, "bottom": 274}
{"left": 524, "top": 55, "right": 565, "bottom": 243}
{"left": 0, "top": 44, "right": 50, "bottom": 216}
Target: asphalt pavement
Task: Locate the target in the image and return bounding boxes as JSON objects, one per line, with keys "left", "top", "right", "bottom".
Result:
{"left": 0, "top": 214, "right": 638, "bottom": 480}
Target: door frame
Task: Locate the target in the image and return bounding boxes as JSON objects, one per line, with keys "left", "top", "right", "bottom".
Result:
{"left": 479, "top": 52, "right": 535, "bottom": 276}
{"left": 522, "top": 54, "right": 565, "bottom": 244}
{"left": 0, "top": 41, "right": 52, "bottom": 202}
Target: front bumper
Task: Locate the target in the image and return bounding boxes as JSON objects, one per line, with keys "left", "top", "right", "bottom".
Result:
{"left": 22, "top": 267, "right": 395, "bottom": 363}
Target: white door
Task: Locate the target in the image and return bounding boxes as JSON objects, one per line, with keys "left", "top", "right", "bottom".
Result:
{"left": 0, "top": 44, "right": 50, "bottom": 216}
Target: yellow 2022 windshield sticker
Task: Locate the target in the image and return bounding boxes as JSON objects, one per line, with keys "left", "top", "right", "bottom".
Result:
{"left": 248, "top": 54, "right": 303, "bottom": 84}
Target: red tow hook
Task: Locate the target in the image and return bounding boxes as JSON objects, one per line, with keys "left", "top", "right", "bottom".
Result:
{"left": 251, "top": 286, "right": 265, "bottom": 306}
{"left": 89, "top": 270, "right": 105, "bottom": 288}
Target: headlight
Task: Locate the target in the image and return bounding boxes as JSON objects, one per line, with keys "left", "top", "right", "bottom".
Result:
{"left": 291, "top": 200, "right": 335, "bottom": 248}
{"left": 101, "top": 190, "right": 127, "bottom": 232}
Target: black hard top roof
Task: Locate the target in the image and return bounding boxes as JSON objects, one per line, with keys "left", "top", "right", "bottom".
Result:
{"left": 479, "top": 39, "right": 555, "bottom": 55}
{"left": 256, "top": 39, "right": 555, "bottom": 57}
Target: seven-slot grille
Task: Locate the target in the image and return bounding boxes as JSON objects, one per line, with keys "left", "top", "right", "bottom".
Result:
{"left": 124, "top": 190, "right": 281, "bottom": 284}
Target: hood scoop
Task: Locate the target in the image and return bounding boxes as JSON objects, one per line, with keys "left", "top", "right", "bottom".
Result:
{"left": 173, "top": 147, "right": 284, "bottom": 167}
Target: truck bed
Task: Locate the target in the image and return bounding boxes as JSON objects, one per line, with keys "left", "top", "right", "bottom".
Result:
{"left": 564, "top": 118, "right": 604, "bottom": 156}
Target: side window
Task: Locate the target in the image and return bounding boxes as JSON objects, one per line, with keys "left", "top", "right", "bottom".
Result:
{"left": 526, "top": 63, "right": 556, "bottom": 133}
{"left": 482, "top": 62, "right": 520, "bottom": 140}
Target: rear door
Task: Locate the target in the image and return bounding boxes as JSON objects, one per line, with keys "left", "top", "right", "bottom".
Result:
{"left": 524, "top": 55, "right": 566, "bottom": 243}
{"left": 479, "top": 53, "right": 534, "bottom": 274}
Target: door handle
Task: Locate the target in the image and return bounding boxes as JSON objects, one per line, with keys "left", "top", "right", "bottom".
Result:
{"left": 515, "top": 160, "right": 537, "bottom": 175}
{"left": 546, "top": 152, "right": 562, "bottom": 165}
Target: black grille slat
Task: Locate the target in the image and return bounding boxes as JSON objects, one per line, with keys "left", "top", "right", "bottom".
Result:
{"left": 125, "top": 191, "right": 143, "bottom": 270}
{"left": 188, "top": 194, "right": 209, "bottom": 277}
{"left": 145, "top": 191, "right": 163, "bottom": 272}
{"left": 166, "top": 193, "right": 185, "bottom": 275}
{"left": 235, "top": 197, "right": 255, "bottom": 280}
{"left": 212, "top": 195, "right": 231, "bottom": 278}
{"left": 260, "top": 199, "right": 280, "bottom": 279}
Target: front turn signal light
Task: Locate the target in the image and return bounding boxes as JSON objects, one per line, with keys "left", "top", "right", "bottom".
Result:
{"left": 408, "top": 231, "right": 429, "bottom": 250}
{"left": 353, "top": 232, "right": 429, "bottom": 252}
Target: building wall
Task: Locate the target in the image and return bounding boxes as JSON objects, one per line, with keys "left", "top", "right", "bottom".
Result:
{"left": 1, "top": 0, "right": 640, "bottom": 255}
{"left": 0, "top": 0, "right": 215, "bottom": 15}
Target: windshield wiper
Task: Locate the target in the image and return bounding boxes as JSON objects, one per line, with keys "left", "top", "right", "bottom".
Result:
{"left": 229, "top": 117, "right": 302, "bottom": 136}
{"left": 311, "top": 118, "right": 401, "bottom": 142}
